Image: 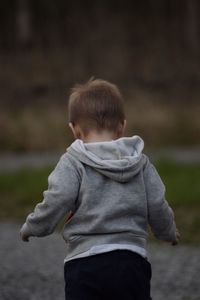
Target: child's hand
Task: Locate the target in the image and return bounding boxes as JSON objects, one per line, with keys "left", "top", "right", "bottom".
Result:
{"left": 20, "top": 224, "right": 31, "bottom": 242}
{"left": 20, "top": 230, "right": 30, "bottom": 242}
{"left": 172, "top": 229, "right": 180, "bottom": 246}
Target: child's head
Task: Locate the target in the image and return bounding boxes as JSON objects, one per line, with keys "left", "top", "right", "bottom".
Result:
{"left": 68, "top": 78, "right": 126, "bottom": 141}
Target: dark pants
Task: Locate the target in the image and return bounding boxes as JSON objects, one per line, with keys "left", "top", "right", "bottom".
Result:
{"left": 64, "top": 250, "right": 152, "bottom": 300}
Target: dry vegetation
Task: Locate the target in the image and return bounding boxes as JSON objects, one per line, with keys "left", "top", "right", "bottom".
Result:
{"left": 1, "top": 1, "right": 200, "bottom": 152}
{"left": 0, "top": 99, "right": 200, "bottom": 153}
{"left": 125, "top": 89, "right": 200, "bottom": 147}
{"left": 0, "top": 47, "right": 200, "bottom": 153}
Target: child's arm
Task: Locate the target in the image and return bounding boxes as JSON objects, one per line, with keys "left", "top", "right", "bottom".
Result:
{"left": 143, "top": 158, "right": 179, "bottom": 244}
{"left": 20, "top": 155, "right": 80, "bottom": 241}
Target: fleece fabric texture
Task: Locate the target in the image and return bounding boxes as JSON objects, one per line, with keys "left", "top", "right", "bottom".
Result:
{"left": 21, "top": 136, "right": 177, "bottom": 261}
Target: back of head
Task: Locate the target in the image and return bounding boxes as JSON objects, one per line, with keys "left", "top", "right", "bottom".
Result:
{"left": 68, "top": 78, "right": 125, "bottom": 135}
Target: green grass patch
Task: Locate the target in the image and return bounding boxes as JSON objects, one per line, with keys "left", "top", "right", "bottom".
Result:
{"left": 156, "top": 160, "right": 200, "bottom": 207}
{"left": 153, "top": 160, "right": 200, "bottom": 245}
{"left": 0, "top": 160, "right": 200, "bottom": 245}
{"left": 0, "top": 166, "right": 53, "bottom": 220}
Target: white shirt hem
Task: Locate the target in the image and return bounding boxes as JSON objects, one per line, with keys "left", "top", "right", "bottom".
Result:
{"left": 64, "top": 244, "right": 147, "bottom": 263}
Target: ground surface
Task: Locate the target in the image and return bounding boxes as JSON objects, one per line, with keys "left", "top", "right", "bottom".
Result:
{"left": 0, "top": 223, "right": 200, "bottom": 300}
{"left": 1, "top": 147, "right": 200, "bottom": 171}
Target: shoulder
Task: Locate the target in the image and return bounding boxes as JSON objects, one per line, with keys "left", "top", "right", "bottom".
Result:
{"left": 141, "top": 154, "right": 165, "bottom": 190}
{"left": 57, "top": 152, "right": 84, "bottom": 181}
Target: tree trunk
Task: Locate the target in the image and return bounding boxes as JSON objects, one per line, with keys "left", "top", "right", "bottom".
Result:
{"left": 185, "top": 0, "right": 199, "bottom": 52}
{"left": 16, "top": 0, "right": 32, "bottom": 50}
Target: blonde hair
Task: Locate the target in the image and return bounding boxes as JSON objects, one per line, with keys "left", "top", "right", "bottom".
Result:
{"left": 68, "top": 78, "right": 125, "bottom": 134}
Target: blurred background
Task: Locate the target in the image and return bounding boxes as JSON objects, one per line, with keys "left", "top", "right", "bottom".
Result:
{"left": 0, "top": 0, "right": 200, "bottom": 242}
{"left": 0, "top": 1, "right": 200, "bottom": 299}
{"left": 0, "top": 0, "right": 200, "bottom": 151}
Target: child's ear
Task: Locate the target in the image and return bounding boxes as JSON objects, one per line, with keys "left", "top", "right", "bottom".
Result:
{"left": 69, "top": 122, "right": 75, "bottom": 135}
{"left": 69, "top": 123, "right": 77, "bottom": 138}
{"left": 122, "top": 119, "right": 127, "bottom": 132}
{"left": 117, "top": 120, "right": 127, "bottom": 137}
{"left": 69, "top": 123, "right": 82, "bottom": 139}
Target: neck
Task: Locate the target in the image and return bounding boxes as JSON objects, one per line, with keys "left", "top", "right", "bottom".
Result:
{"left": 82, "top": 131, "right": 119, "bottom": 143}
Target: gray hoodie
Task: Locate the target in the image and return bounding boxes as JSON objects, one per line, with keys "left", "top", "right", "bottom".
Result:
{"left": 21, "top": 136, "right": 177, "bottom": 261}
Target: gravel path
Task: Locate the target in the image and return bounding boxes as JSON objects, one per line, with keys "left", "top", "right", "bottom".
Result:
{"left": 0, "top": 223, "right": 200, "bottom": 300}
{"left": 1, "top": 147, "right": 200, "bottom": 172}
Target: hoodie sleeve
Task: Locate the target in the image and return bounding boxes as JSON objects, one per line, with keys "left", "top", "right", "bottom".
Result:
{"left": 21, "top": 154, "right": 80, "bottom": 237}
{"left": 143, "top": 158, "right": 177, "bottom": 242}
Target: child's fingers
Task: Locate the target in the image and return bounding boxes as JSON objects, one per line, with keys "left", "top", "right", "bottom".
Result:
{"left": 176, "top": 230, "right": 181, "bottom": 240}
{"left": 171, "top": 240, "right": 178, "bottom": 246}
{"left": 20, "top": 231, "right": 29, "bottom": 242}
{"left": 171, "top": 229, "right": 180, "bottom": 246}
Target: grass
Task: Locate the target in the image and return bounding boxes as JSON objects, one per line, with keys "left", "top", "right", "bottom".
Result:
{"left": 155, "top": 160, "right": 200, "bottom": 245}
{"left": 0, "top": 160, "right": 200, "bottom": 245}
{"left": 0, "top": 166, "right": 53, "bottom": 220}
{"left": 157, "top": 160, "right": 200, "bottom": 207}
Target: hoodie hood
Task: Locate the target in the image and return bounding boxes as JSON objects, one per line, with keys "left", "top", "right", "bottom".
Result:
{"left": 67, "top": 136, "right": 146, "bottom": 182}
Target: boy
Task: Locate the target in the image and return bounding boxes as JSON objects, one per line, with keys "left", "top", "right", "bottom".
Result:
{"left": 20, "top": 78, "right": 180, "bottom": 300}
